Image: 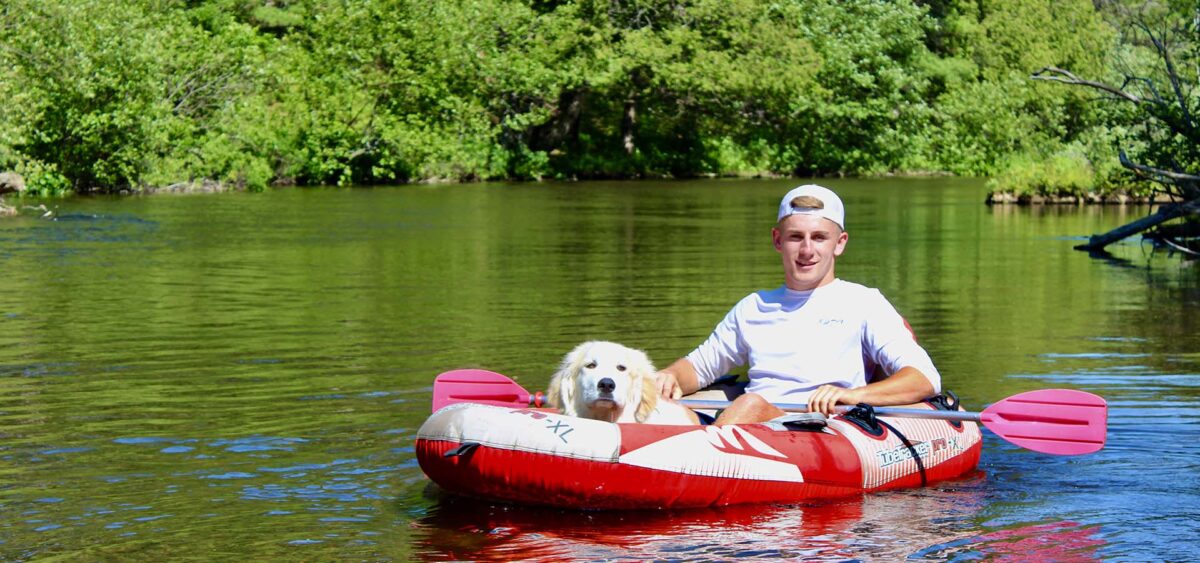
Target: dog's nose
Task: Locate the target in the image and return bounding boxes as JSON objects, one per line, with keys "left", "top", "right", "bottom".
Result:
{"left": 597, "top": 377, "right": 616, "bottom": 393}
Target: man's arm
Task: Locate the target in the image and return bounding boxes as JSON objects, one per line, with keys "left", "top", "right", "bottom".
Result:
{"left": 655, "top": 358, "right": 702, "bottom": 399}
{"left": 806, "top": 366, "right": 936, "bottom": 416}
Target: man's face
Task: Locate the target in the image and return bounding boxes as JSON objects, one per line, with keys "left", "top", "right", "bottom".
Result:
{"left": 772, "top": 214, "right": 848, "bottom": 291}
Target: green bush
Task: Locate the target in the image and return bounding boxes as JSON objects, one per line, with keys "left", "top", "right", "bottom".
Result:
{"left": 988, "top": 146, "right": 1095, "bottom": 197}
{"left": 16, "top": 159, "right": 71, "bottom": 197}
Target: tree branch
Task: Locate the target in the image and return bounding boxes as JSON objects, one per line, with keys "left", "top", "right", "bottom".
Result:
{"left": 1119, "top": 149, "right": 1200, "bottom": 200}
{"left": 1031, "top": 66, "right": 1144, "bottom": 104}
{"left": 1119, "top": 149, "right": 1200, "bottom": 183}
{"left": 1137, "top": 20, "right": 1196, "bottom": 133}
{"left": 1075, "top": 198, "right": 1200, "bottom": 251}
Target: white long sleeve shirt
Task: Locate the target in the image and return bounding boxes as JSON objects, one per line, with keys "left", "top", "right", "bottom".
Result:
{"left": 685, "top": 279, "right": 941, "bottom": 403}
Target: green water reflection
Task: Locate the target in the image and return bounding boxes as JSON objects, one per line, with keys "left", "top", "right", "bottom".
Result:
{"left": 0, "top": 178, "right": 1196, "bottom": 559}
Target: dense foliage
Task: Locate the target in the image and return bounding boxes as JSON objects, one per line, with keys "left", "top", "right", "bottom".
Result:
{"left": 0, "top": 0, "right": 1181, "bottom": 194}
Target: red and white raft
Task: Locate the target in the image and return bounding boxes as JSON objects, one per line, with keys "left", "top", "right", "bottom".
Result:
{"left": 416, "top": 401, "right": 982, "bottom": 510}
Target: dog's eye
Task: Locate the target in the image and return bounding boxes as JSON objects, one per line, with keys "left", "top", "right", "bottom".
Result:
{"left": 585, "top": 361, "right": 597, "bottom": 369}
{"left": 617, "top": 364, "right": 626, "bottom": 372}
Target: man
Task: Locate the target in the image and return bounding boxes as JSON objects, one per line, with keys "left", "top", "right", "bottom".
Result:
{"left": 655, "top": 184, "right": 940, "bottom": 424}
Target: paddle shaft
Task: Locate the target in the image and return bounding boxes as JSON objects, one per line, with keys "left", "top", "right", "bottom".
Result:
{"left": 679, "top": 399, "right": 983, "bottom": 422}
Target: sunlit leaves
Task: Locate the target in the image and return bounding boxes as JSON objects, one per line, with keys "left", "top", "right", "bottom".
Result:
{"left": 0, "top": 0, "right": 1156, "bottom": 192}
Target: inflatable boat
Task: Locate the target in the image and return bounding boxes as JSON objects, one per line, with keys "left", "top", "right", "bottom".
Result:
{"left": 415, "top": 370, "right": 1105, "bottom": 510}
{"left": 416, "top": 400, "right": 982, "bottom": 510}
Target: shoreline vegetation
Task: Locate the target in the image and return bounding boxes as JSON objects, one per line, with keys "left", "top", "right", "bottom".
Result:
{"left": 986, "top": 191, "right": 1176, "bottom": 205}
{"left": 0, "top": 1, "right": 1194, "bottom": 211}
{"left": 0, "top": 168, "right": 1173, "bottom": 203}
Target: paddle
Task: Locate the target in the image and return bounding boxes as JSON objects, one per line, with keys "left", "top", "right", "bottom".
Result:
{"left": 432, "top": 369, "right": 549, "bottom": 412}
{"left": 431, "top": 369, "right": 1107, "bottom": 455}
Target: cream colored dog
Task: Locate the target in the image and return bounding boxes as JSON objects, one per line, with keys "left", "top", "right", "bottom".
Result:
{"left": 547, "top": 341, "right": 698, "bottom": 425}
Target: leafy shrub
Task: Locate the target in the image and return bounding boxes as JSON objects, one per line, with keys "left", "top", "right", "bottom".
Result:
{"left": 987, "top": 146, "right": 1095, "bottom": 196}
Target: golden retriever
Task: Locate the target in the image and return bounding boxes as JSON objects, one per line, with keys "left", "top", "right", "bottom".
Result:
{"left": 547, "top": 341, "right": 698, "bottom": 425}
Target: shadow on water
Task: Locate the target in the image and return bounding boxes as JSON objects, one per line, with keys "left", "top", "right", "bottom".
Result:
{"left": 1084, "top": 247, "right": 1142, "bottom": 268}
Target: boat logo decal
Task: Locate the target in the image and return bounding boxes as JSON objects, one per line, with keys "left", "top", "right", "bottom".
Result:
{"left": 877, "top": 436, "right": 961, "bottom": 468}
{"left": 704, "top": 426, "right": 786, "bottom": 459}
{"left": 512, "top": 409, "right": 575, "bottom": 444}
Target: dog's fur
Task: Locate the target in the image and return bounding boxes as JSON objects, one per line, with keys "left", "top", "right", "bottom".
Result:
{"left": 547, "top": 341, "right": 697, "bottom": 425}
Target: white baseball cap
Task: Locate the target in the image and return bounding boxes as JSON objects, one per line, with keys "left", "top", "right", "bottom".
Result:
{"left": 776, "top": 184, "right": 845, "bottom": 230}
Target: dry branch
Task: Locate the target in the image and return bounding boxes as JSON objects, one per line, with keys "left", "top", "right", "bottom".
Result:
{"left": 1075, "top": 198, "right": 1200, "bottom": 251}
{"left": 1031, "top": 67, "right": 1145, "bottom": 103}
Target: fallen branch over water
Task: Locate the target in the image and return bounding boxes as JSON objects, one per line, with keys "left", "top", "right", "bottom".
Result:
{"left": 1074, "top": 198, "right": 1200, "bottom": 252}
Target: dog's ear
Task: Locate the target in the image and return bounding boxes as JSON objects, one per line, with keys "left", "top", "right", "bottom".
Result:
{"left": 631, "top": 348, "right": 658, "bottom": 423}
{"left": 547, "top": 372, "right": 564, "bottom": 409}
{"left": 635, "top": 375, "right": 658, "bottom": 422}
{"left": 549, "top": 342, "right": 590, "bottom": 411}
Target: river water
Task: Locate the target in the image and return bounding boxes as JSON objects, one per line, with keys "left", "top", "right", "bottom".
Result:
{"left": 0, "top": 178, "right": 1196, "bottom": 561}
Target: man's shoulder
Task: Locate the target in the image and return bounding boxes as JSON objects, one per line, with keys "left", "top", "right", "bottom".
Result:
{"left": 713, "top": 290, "right": 771, "bottom": 319}
{"left": 822, "top": 280, "right": 893, "bottom": 309}
{"left": 722, "top": 286, "right": 789, "bottom": 315}
{"left": 827, "top": 279, "right": 881, "bottom": 296}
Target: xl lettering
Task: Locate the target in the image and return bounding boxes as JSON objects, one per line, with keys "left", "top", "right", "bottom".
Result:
{"left": 545, "top": 418, "right": 574, "bottom": 443}
{"left": 511, "top": 409, "right": 575, "bottom": 443}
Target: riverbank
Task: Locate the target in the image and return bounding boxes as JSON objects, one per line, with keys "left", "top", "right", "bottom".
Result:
{"left": 1, "top": 166, "right": 1174, "bottom": 212}
{"left": 985, "top": 190, "right": 1176, "bottom": 205}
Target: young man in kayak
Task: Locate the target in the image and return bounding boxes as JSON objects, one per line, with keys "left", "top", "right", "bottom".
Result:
{"left": 654, "top": 184, "right": 941, "bottom": 425}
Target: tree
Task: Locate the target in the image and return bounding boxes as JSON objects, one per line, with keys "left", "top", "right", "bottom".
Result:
{"left": 1032, "top": 1, "right": 1199, "bottom": 253}
{"left": 531, "top": 0, "right": 823, "bottom": 178}
{"left": 922, "top": 0, "right": 1116, "bottom": 177}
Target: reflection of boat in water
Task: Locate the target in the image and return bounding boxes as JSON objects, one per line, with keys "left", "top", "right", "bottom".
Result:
{"left": 412, "top": 491, "right": 872, "bottom": 561}
{"left": 415, "top": 397, "right": 983, "bottom": 510}
{"left": 411, "top": 483, "right": 1106, "bottom": 562}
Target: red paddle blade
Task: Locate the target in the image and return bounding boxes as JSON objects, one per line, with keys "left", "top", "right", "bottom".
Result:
{"left": 432, "top": 369, "right": 532, "bottom": 412}
{"left": 980, "top": 389, "right": 1107, "bottom": 455}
